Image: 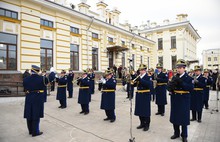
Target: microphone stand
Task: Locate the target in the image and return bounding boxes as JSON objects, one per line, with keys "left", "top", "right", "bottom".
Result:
{"left": 128, "top": 58, "right": 135, "bottom": 142}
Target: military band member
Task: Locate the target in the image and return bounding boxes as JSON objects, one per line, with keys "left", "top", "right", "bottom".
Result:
{"left": 23, "top": 65, "right": 55, "bottom": 137}
{"left": 41, "top": 70, "right": 47, "bottom": 102}
{"left": 155, "top": 63, "right": 168, "bottom": 116}
{"left": 50, "top": 67, "right": 56, "bottom": 92}
{"left": 90, "top": 69, "right": 95, "bottom": 94}
{"left": 77, "top": 70, "right": 90, "bottom": 115}
{"left": 101, "top": 70, "right": 117, "bottom": 122}
{"left": 190, "top": 65, "right": 207, "bottom": 123}
{"left": 167, "top": 59, "right": 193, "bottom": 142}
{"left": 203, "top": 69, "right": 213, "bottom": 109}
{"left": 126, "top": 70, "right": 136, "bottom": 99}
{"left": 134, "top": 64, "right": 152, "bottom": 131}
{"left": 148, "top": 68, "right": 156, "bottom": 101}
{"left": 67, "top": 69, "right": 74, "bottom": 98}
{"left": 56, "top": 70, "right": 68, "bottom": 109}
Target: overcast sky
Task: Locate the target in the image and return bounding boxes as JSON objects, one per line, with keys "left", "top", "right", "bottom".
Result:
{"left": 70, "top": 0, "right": 220, "bottom": 61}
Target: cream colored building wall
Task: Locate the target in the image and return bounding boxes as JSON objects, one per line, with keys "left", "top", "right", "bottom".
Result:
{"left": 0, "top": 0, "right": 154, "bottom": 73}
{"left": 203, "top": 49, "right": 220, "bottom": 70}
{"left": 145, "top": 26, "right": 197, "bottom": 70}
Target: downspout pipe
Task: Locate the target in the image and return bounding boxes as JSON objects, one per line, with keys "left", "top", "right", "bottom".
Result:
{"left": 86, "top": 16, "right": 94, "bottom": 68}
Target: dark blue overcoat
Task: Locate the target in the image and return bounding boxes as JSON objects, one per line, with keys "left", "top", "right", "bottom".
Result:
{"left": 155, "top": 72, "right": 168, "bottom": 105}
{"left": 23, "top": 73, "right": 55, "bottom": 120}
{"left": 100, "top": 77, "right": 117, "bottom": 110}
{"left": 78, "top": 77, "right": 90, "bottom": 104}
{"left": 56, "top": 76, "right": 68, "bottom": 101}
{"left": 191, "top": 74, "right": 207, "bottom": 112}
{"left": 169, "top": 73, "right": 193, "bottom": 126}
{"left": 67, "top": 73, "right": 74, "bottom": 92}
{"left": 204, "top": 76, "right": 213, "bottom": 101}
{"left": 134, "top": 74, "right": 152, "bottom": 117}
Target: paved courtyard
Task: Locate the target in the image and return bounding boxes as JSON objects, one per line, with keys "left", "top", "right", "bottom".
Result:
{"left": 0, "top": 85, "right": 220, "bottom": 142}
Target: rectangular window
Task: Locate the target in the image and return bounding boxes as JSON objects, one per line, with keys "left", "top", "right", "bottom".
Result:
{"left": 158, "top": 56, "right": 163, "bottom": 66}
{"left": 132, "top": 54, "right": 135, "bottom": 68}
{"left": 158, "top": 38, "right": 163, "bottom": 50}
{"left": 40, "top": 39, "right": 53, "bottom": 70}
{"left": 108, "top": 37, "right": 113, "bottom": 42}
{"left": 40, "top": 19, "right": 53, "bottom": 28}
{"left": 70, "top": 27, "right": 79, "bottom": 34}
{"left": 132, "top": 44, "right": 135, "bottom": 48}
{"left": 171, "top": 36, "right": 176, "bottom": 49}
{"left": 214, "top": 57, "right": 218, "bottom": 61}
{"left": 0, "top": 8, "right": 18, "bottom": 19}
{"left": 140, "top": 46, "right": 143, "bottom": 50}
{"left": 171, "top": 55, "right": 177, "bottom": 69}
{"left": 92, "top": 33, "right": 99, "bottom": 39}
{"left": 122, "top": 52, "right": 125, "bottom": 67}
{"left": 92, "top": 47, "right": 98, "bottom": 70}
{"left": 70, "top": 44, "right": 79, "bottom": 70}
{"left": 0, "top": 32, "right": 17, "bottom": 70}
{"left": 121, "top": 40, "right": 125, "bottom": 46}
{"left": 140, "top": 55, "right": 143, "bottom": 64}
{"left": 208, "top": 57, "right": 211, "bottom": 61}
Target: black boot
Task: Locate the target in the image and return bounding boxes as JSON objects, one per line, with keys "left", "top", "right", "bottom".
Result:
{"left": 182, "top": 137, "right": 188, "bottom": 142}
{"left": 170, "top": 135, "right": 179, "bottom": 139}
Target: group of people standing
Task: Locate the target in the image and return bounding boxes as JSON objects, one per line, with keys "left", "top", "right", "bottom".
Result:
{"left": 22, "top": 60, "right": 219, "bottom": 142}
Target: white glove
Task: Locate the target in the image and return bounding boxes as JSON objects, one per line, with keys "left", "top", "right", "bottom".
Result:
{"left": 102, "top": 78, "right": 106, "bottom": 84}
{"left": 55, "top": 74, "right": 58, "bottom": 78}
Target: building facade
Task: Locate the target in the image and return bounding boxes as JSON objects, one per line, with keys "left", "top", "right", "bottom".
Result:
{"left": 139, "top": 14, "right": 200, "bottom": 70}
{"left": 0, "top": 0, "right": 155, "bottom": 75}
{"left": 202, "top": 49, "right": 220, "bottom": 70}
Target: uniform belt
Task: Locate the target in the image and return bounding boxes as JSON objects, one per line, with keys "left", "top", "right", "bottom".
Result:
{"left": 58, "top": 85, "right": 67, "bottom": 88}
{"left": 206, "top": 85, "right": 210, "bottom": 87}
{"left": 157, "top": 83, "right": 167, "bottom": 86}
{"left": 194, "top": 88, "right": 203, "bottom": 91}
{"left": 26, "top": 90, "right": 44, "bottom": 93}
{"left": 102, "top": 89, "right": 115, "bottom": 92}
{"left": 136, "top": 90, "right": 150, "bottom": 93}
{"left": 80, "top": 86, "right": 89, "bottom": 89}
{"left": 174, "top": 90, "right": 189, "bottom": 94}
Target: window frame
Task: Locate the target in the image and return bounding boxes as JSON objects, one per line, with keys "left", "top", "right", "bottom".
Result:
{"left": 70, "top": 27, "right": 79, "bottom": 34}
{"left": 40, "top": 39, "right": 53, "bottom": 70}
{"left": 92, "top": 32, "right": 99, "bottom": 39}
{"left": 158, "top": 38, "right": 163, "bottom": 50}
{"left": 92, "top": 47, "right": 98, "bottom": 71}
{"left": 0, "top": 7, "right": 18, "bottom": 19}
{"left": 0, "top": 32, "right": 17, "bottom": 70}
{"left": 40, "top": 19, "right": 54, "bottom": 28}
{"left": 171, "top": 36, "right": 176, "bottom": 49}
{"left": 70, "top": 44, "right": 79, "bottom": 71}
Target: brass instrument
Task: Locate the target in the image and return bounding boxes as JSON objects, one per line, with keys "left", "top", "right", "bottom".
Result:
{"left": 72, "top": 77, "right": 82, "bottom": 84}
{"left": 130, "top": 74, "right": 141, "bottom": 85}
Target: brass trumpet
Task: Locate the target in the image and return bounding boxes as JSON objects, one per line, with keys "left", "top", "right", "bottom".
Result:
{"left": 130, "top": 74, "right": 141, "bottom": 85}
{"left": 72, "top": 77, "right": 82, "bottom": 84}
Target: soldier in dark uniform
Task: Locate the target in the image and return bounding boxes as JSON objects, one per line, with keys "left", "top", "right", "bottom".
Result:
{"left": 155, "top": 63, "right": 168, "bottom": 116}
{"left": 23, "top": 65, "right": 55, "bottom": 137}
{"left": 101, "top": 69, "right": 117, "bottom": 122}
{"left": 134, "top": 64, "right": 152, "bottom": 131}
{"left": 148, "top": 68, "right": 156, "bottom": 102}
{"left": 50, "top": 67, "right": 55, "bottom": 92}
{"left": 203, "top": 69, "right": 213, "bottom": 109}
{"left": 126, "top": 70, "right": 136, "bottom": 99}
{"left": 41, "top": 70, "right": 47, "bottom": 102}
{"left": 90, "top": 69, "right": 95, "bottom": 94}
{"left": 77, "top": 70, "right": 90, "bottom": 115}
{"left": 56, "top": 70, "right": 68, "bottom": 109}
{"left": 167, "top": 59, "right": 193, "bottom": 142}
{"left": 190, "top": 65, "right": 207, "bottom": 123}
{"left": 67, "top": 69, "right": 74, "bottom": 98}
